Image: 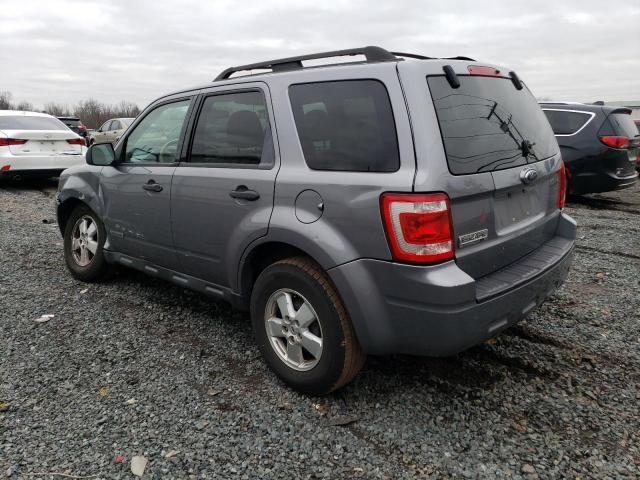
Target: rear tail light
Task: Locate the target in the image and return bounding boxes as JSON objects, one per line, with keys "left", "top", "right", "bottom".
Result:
{"left": 381, "top": 193, "right": 454, "bottom": 264}
{"left": 599, "top": 135, "right": 629, "bottom": 149}
{"left": 0, "top": 138, "right": 27, "bottom": 146}
{"left": 66, "top": 138, "right": 85, "bottom": 146}
{"left": 1, "top": 165, "right": 10, "bottom": 172}
{"left": 557, "top": 163, "right": 567, "bottom": 209}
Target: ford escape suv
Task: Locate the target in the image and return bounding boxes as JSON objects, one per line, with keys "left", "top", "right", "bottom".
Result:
{"left": 57, "top": 47, "right": 576, "bottom": 394}
{"left": 540, "top": 102, "right": 639, "bottom": 194}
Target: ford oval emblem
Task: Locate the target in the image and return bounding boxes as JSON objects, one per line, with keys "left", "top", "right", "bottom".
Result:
{"left": 520, "top": 167, "right": 538, "bottom": 185}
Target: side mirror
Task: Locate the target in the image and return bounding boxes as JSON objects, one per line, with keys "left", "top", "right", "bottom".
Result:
{"left": 86, "top": 143, "right": 116, "bottom": 166}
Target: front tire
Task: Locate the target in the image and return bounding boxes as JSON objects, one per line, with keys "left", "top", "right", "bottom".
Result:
{"left": 63, "top": 204, "right": 109, "bottom": 282}
{"left": 250, "top": 257, "right": 365, "bottom": 395}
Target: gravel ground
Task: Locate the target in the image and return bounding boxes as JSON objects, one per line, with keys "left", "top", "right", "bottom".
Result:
{"left": 1, "top": 179, "right": 639, "bottom": 479}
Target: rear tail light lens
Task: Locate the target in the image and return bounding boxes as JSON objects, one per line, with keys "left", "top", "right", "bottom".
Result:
{"left": 0, "top": 138, "right": 27, "bottom": 146}
{"left": 1, "top": 165, "right": 10, "bottom": 172}
{"left": 381, "top": 193, "right": 454, "bottom": 264}
{"left": 66, "top": 138, "right": 85, "bottom": 146}
{"left": 557, "top": 163, "right": 567, "bottom": 209}
{"left": 599, "top": 135, "right": 629, "bottom": 149}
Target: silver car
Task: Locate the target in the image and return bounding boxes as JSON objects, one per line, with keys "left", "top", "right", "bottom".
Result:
{"left": 56, "top": 47, "right": 576, "bottom": 394}
{"left": 89, "top": 117, "right": 134, "bottom": 145}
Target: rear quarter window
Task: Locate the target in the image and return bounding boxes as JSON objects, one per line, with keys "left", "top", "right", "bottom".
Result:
{"left": 289, "top": 80, "right": 400, "bottom": 172}
{"left": 543, "top": 110, "right": 593, "bottom": 135}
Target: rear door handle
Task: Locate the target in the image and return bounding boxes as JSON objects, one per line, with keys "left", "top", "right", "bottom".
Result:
{"left": 229, "top": 186, "right": 260, "bottom": 201}
{"left": 142, "top": 180, "right": 163, "bottom": 192}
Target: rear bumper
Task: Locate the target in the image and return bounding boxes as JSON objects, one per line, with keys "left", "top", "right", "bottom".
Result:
{"left": 0, "top": 154, "right": 85, "bottom": 173}
{"left": 570, "top": 166, "right": 638, "bottom": 195}
{"left": 329, "top": 212, "right": 576, "bottom": 356}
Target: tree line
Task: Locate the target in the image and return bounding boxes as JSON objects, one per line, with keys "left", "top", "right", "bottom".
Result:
{"left": 0, "top": 91, "right": 141, "bottom": 129}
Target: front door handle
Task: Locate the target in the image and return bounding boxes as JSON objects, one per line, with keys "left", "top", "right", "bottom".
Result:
{"left": 142, "top": 180, "right": 163, "bottom": 192}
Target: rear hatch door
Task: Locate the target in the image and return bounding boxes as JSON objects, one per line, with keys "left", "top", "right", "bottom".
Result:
{"left": 598, "top": 108, "right": 640, "bottom": 173}
{"left": 399, "top": 61, "right": 563, "bottom": 279}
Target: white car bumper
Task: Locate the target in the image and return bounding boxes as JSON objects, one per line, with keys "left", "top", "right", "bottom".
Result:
{"left": 1, "top": 154, "right": 85, "bottom": 174}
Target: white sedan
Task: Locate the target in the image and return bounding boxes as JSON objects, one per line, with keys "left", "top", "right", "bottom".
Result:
{"left": 0, "top": 110, "right": 87, "bottom": 182}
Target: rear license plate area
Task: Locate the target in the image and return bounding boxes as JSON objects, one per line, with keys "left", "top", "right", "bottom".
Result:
{"left": 494, "top": 186, "right": 545, "bottom": 235}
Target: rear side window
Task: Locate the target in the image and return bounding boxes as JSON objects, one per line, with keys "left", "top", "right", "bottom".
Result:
{"left": 190, "top": 91, "right": 273, "bottom": 166}
{"left": 289, "top": 80, "right": 399, "bottom": 172}
{"left": 543, "top": 110, "right": 593, "bottom": 135}
{"left": 0, "top": 116, "right": 67, "bottom": 131}
{"left": 428, "top": 76, "right": 558, "bottom": 175}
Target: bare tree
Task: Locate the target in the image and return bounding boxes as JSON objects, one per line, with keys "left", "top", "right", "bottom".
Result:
{"left": 44, "top": 102, "right": 71, "bottom": 117}
{"left": 116, "top": 100, "right": 141, "bottom": 118}
{"left": 0, "top": 91, "right": 141, "bottom": 128}
{"left": 15, "top": 101, "right": 34, "bottom": 112}
{"left": 0, "top": 91, "right": 14, "bottom": 110}
{"left": 73, "top": 98, "right": 105, "bottom": 129}
{"left": 73, "top": 98, "right": 141, "bottom": 128}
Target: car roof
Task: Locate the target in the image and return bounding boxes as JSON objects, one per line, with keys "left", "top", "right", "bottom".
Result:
{"left": 0, "top": 110, "right": 54, "bottom": 118}
{"left": 153, "top": 46, "right": 482, "bottom": 102}
{"left": 58, "top": 116, "right": 80, "bottom": 120}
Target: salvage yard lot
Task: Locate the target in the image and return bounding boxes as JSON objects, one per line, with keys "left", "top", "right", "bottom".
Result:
{"left": 1, "top": 181, "right": 639, "bottom": 479}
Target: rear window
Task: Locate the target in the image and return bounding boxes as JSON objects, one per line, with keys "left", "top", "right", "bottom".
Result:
{"left": 289, "top": 80, "right": 399, "bottom": 172}
{"left": 60, "top": 118, "right": 81, "bottom": 127}
{"left": 0, "top": 116, "right": 68, "bottom": 131}
{"left": 428, "top": 76, "right": 558, "bottom": 175}
{"left": 543, "top": 110, "right": 593, "bottom": 135}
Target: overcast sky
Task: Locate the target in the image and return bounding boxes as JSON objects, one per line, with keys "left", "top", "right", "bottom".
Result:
{"left": 1, "top": 0, "right": 639, "bottom": 110}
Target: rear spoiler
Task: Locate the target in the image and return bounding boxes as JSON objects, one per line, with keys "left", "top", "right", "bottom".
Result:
{"left": 609, "top": 107, "right": 633, "bottom": 115}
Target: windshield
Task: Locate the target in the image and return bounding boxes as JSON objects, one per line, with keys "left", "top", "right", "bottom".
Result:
{"left": 428, "top": 76, "right": 558, "bottom": 175}
{"left": 0, "top": 116, "right": 68, "bottom": 131}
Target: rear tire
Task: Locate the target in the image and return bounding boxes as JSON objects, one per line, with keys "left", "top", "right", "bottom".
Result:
{"left": 250, "top": 257, "right": 365, "bottom": 395}
{"left": 63, "top": 204, "right": 110, "bottom": 282}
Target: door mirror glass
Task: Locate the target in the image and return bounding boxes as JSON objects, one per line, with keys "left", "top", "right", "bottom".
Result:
{"left": 86, "top": 143, "right": 116, "bottom": 166}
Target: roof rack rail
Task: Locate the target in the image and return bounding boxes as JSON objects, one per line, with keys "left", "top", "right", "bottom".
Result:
{"left": 391, "top": 51, "right": 433, "bottom": 60}
{"left": 444, "top": 56, "right": 476, "bottom": 61}
{"left": 215, "top": 46, "right": 397, "bottom": 81}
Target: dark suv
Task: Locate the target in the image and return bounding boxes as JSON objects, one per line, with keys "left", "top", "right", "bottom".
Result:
{"left": 56, "top": 47, "right": 576, "bottom": 394}
{"left": 58, "top": 117, "right": 89, "bottom": 144}
{"left": 541, "top": 103, "right": 639, "bottom": 194}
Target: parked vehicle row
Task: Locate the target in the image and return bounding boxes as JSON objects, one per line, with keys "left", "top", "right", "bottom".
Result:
{"left": 541, "top": 102, "right": 639, "bottom": 193}
{"left": 56, "top": 46, "right": 576, "bottom": 394}
{"left": 0, "top": 110, "right": 86, "bottom": 182}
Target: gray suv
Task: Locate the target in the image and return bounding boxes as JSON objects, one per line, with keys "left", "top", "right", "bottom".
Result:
{"left": 57, "top": 47, "right": 576, "bottom": 394}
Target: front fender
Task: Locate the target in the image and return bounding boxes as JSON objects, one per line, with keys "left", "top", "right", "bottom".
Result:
{"left": 56, "top": 168, "right": 104, "bottom": 241}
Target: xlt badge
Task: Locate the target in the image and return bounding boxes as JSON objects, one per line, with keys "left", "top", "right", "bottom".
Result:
{"left": 458, "top": 229, "right": 488, "bottom": 247}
